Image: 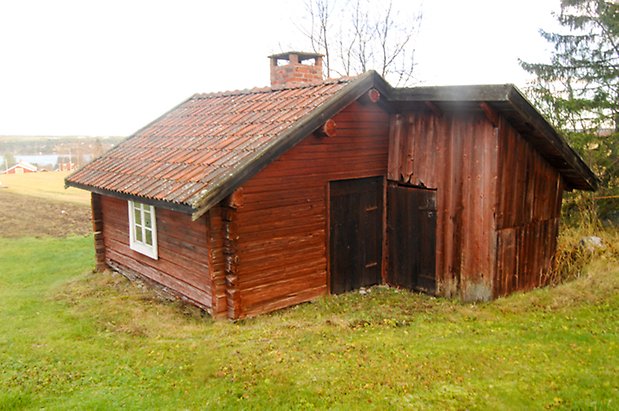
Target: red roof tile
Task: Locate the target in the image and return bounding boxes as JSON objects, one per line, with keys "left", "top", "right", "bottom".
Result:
{"left": 67, "top": 71, "right": 597, "bottom": 217}
{"left": 66, "top": 78, "right": 353, "bottom": 213}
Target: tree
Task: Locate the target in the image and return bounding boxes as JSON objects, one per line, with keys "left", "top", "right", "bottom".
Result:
{"left": 300, "top": 0, "right": 422, "bottom": 86}
{"left": 92, "top": 138, "right": 104, "bottom": 159}
{"left": 520, "top": 0, "right": 619, "bottom": 227}
{"left": 3, "top": 152, "right": 15, "bottom": 170}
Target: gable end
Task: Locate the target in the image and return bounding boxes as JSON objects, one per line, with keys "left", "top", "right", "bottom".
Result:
{"left": 189, "top": 71, "right": 392, "bottom": 219}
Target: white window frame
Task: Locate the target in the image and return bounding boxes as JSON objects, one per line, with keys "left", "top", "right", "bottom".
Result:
{"left": 127, "top": 200, "right": 158, "bottom": 259}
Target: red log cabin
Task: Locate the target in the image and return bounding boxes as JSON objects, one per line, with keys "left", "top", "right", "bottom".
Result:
{"left": 66, "top": 51, "right": 597, "bottom": 319}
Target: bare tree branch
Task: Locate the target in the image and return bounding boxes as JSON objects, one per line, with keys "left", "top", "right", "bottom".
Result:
{"left": 299, "top": 0, "right": 423, "bottom": 85}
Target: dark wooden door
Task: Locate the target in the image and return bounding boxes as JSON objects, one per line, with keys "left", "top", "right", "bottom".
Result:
{"left": 329, "top": 177, "right": 383, "bottom": 294}
{"left": 387, "top": 185, "right": 437, "bottom": 292}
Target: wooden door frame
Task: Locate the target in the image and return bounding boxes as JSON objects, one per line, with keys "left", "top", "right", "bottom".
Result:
{"left": 386, "top": 183, "right": 438, "bottom": 293}
{"left": 325, "top": 175, "right": 387, "bottom": 294}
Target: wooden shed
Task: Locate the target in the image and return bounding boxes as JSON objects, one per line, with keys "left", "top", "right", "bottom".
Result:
{"left": 66, "top": 52, "right": 597, "bottom": 319}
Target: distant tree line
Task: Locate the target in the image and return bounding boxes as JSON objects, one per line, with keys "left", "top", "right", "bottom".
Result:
{"left": 0, "top": 136, "right": 123, "bottom": 170}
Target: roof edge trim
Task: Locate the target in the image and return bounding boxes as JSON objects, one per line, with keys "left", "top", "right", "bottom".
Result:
{"left": 506, "top": 87, "right": 599, "bottom": 191}
{"left": 392, "top": 84, "right": 513, "bottom": 102}
{"left": 65, "top": 94, "right": 196, "bottom": 186}
{"left": 65, "top": 180, "right": 195, "bottom": 215}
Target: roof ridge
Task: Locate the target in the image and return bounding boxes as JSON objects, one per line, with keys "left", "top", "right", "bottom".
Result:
{"left": 193, "top": 76, "right": 356, "bottom": 99}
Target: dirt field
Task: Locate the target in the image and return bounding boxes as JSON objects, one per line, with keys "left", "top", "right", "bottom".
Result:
{"left": 0, "top": 191, "right": 91, "bottom": 237}
{"left": 0, "top": 171, "right": 92, "bottom": 237}
{"left": 0, "top": 171, "right": 90, "bottom": 205}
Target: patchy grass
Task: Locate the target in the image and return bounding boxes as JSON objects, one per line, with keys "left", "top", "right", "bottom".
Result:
{"left": 1, "top": 236, "right": 617, "bottom": 410}
{"left": 0, "top": 171, "right": 90, "bottom": 205}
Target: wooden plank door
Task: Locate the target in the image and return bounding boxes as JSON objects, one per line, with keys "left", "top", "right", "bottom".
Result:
{"left": 387, "top": 185, "right": 437, "bottom": 292}
{"left": 329, "top": 177, "right": 383, "bottom": 294}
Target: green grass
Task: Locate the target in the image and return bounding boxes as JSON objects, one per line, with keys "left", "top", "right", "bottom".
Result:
{"left": 0, "top": 236, "right": 617, "bottom": 410}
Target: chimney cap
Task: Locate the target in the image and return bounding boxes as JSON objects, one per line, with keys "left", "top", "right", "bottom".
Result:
{"left": 268, "top": 51, "right": 324, "bottom": 61}
{"left": 269, "top": 50, "right": 325, "bottom": 87}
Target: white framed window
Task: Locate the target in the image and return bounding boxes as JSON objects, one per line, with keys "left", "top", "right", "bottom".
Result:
{"left": 128, "top": 200, "right": 158, "bottom": 259}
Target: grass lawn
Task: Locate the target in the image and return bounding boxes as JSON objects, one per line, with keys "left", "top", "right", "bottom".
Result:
{"left": 0, "top": 172, "right": 90, "bottom": 206}
{"left": 0, "top": 236, "right": 617, "bottom": 410}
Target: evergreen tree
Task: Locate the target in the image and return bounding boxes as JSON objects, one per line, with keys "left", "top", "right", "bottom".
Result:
{"left": 520, "top": 0, "right": 619, "bottom": 226}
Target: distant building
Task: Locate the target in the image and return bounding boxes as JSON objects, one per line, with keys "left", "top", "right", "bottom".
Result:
{"left": 57, "top": 161, "right": 77, "bottom": 172}
{"left": 2, "top": 161, "right": 38, "bottom": 174}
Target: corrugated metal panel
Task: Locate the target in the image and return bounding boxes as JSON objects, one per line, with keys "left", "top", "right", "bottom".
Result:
{"left": 66, "top": 80, "right": 350, "bottom": 208}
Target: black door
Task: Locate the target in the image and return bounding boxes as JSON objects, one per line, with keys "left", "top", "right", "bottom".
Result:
{"left": 329, "top": 177, "right": 383, "bottom": 294}
{"left": 387, "top": 184, "right": 437, "bottom": 292}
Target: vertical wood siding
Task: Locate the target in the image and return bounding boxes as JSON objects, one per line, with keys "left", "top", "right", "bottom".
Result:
{"left": 494, "top": 116, "right": 563, "bottom": 296}
{"left": 387, "top": 110, "right": 564, "bottom": 301}
{"left": 100, "top": 195, "right": 213, "bottom": 310}
{"left": 388, "top": 111, "right": 499, "bottom": 300}
{"left": 231, "top": 101, "right": 390, "bottom": 318}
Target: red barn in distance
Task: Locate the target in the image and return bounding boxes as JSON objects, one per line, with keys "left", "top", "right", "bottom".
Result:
{"left": 66, "top": 51, "right": 597, "bottom": 320}
{"left": 2, "top": 161, "right": 38, "bottom": 174}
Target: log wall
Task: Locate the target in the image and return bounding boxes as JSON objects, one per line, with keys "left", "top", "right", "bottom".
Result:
{"left": 231, "top": 101, "right": 390, "bottom": 318}
{"left": 206, "top": 205, "right": 227, "bottom": 318}
{"left": 96, "top": 103, "right": 565, "bottom": 316}
{"left": 91, "top": 193, "right": 107, "bottom": 272}
{"left": 388, "top": 111, "right": 499, "bottom": 300}
{"left": 494, "top": 116, "right": 563, "bottom": 296}
{"left": 100, "top": 195, "right": 213, "bottom": 310}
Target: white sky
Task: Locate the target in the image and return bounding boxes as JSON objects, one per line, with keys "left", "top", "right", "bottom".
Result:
{"left": 0, "top": 0, "right": 560, "bottom": 137}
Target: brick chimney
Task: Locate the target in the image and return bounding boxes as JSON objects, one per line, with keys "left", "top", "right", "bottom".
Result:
{"left": 269, "top": 51, "right": 324, "bottom": 87}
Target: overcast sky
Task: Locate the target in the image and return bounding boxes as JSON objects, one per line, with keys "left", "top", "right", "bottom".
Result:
{"left": 0, "top": 0, "right": 560, "bottom": 137}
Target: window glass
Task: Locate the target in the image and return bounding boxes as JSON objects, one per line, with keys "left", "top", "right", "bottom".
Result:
{"left": 134, "top": 207, "right": 142, "bottom": 225}
{"left": 128, "top": 201, "right": 158, "bottom": 259}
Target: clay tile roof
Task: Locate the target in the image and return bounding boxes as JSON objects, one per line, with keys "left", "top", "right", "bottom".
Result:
{"left": 67, "top": 70, "right": 597, "bottom": 218}
{"left": 66, "top": 72, "right": 386, "bottom": 218}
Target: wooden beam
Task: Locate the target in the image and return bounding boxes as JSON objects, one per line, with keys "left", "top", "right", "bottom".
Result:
{"left": 222, "top": 202, "right": 241, "bottom": 320}
{"left": 314, "top": 118, "right": 337, "bottom": 138}
{"left": 393, "top": 84, "right": 513, "bottom": 102}
{"left": 227, "top": 187, "right": 244, "bottom": 209}
{"left": 479, "top": 102, "right": 499, "bottom": 127}
{"left": 359, "top": 88, "right": 382, "bottom": 105}
{"left": 424, "top": 101, "right": 442, "bottom": 117}
{"left": 91, "top": 193, "right": 108, "bottom": 272}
